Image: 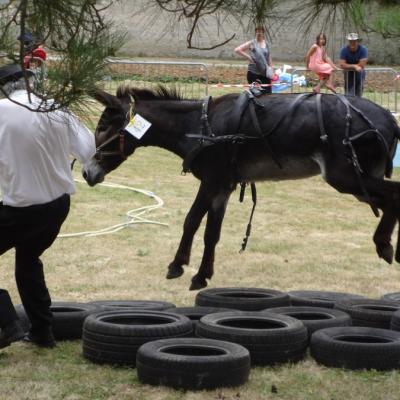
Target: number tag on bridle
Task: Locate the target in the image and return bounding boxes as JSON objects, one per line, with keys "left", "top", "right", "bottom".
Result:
{"left": 125, "top": 114, "right": 151, "bottom": 140}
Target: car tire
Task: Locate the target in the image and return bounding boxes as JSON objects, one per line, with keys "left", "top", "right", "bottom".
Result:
{"left": 82, "top": 310, "right": 192, "bottom": 366}
{"left": 310, "top": 326, "right": 400, "bottom": 370}
{"left": 195, "top": 287, "right": 290, "bottom": 311}
{"left": 334, "top": 299, "right": 400, "bottom": 329}
{"left": 87, "top": 300, "right": 176, "bottom": 311}
{"left": 196, "top": 311, "right": 308, "bottom": 365}
{"left": 168, "top": 306, "right": 232, "bottom": 333}
{"left": 268, "top": 306, "right": 352, "bottom": 338}
{"left": 136, "top": 338, "right": 250, "bottom": 390}
{"left": 288, "top": 290, "right": 365, "bottom": 308}
{"left": 16, "top": 301, "right": 101, "bottom": 340}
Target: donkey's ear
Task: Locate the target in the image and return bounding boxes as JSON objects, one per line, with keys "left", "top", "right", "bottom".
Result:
{"left": 89, "top": 88, "right": 122, "bottom": 109}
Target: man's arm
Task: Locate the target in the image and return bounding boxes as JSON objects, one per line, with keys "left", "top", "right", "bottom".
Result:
{"left": 339, "top": 59, "right": 365, "bottom": 72}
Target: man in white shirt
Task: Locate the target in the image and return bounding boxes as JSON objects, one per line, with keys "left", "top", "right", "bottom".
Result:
{"left": 0, "top": 65, "right": 96, "bottom": 349}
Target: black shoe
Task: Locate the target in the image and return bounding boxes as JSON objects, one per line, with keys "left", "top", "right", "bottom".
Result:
{"left": 0, "top": 321, "right": 26, "bottom": 349}
{"left": 23, "top": 329, "right": 56, "bottom": 348}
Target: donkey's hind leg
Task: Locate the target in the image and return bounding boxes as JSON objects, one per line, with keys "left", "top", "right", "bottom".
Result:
{"left": 166, "top": 182, "right": 210, "bottom": 279}
{"left": 373, "top": 204, "right": 397, "bottom": 264}
{"left": 190, "top": 189, "right": 232, "bottom": 290}
{"left": 326, "top": 167, "right": 400, "bottom": 264}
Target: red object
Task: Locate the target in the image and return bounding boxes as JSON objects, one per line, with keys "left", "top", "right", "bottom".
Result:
{"left": 272, "top": 73, "right": 279, "bottom": 82}
{"left": 32, "top": 48, "right": 46, "bottom": 61}
{"left": 317, "top": 72, "right": 329, "bottom": 80}
{"left": 23, "top": 47, "right": 47, "bottom": 69}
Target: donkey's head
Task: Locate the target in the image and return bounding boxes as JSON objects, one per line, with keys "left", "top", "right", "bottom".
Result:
{"left": 83, "top": 87, "right": 139, "bottom": 186}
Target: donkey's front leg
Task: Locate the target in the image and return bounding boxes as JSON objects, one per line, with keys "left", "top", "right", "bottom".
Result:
{"left": 166, "top": 183, "right": 210, "bottom": 279}
{"left": 190, "top": 190, "right": 232, "bottom": 290}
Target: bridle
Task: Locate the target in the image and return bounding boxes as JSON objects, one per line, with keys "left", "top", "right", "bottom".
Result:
{"left": 94, "top": 103, "right": 134, "bottom": 162}
{"left": 94, "top": 127, "right": 127, "bottom": 161}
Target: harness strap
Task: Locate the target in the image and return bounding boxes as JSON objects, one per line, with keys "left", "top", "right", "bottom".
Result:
{"left": 247, "top": 92, "right": 283, "bottom": 169}
{"left": 342, "top": 100, "right": 393, "bottom": 176}
{"left": 316, "top": 94, "right": 328, "bottom": 143}
{"left": 182, "top": 97, "right": 214, "bottom": 173}
{"left": 240, "top": 182, "right": 257, "bottom": 253}
{"left": 336, "top": 94, "right": 380, "bottom": 217}
{"left": 201, "top": 96, "right": 214, "bottom": 137}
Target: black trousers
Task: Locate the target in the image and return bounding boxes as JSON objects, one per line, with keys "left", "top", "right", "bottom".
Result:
{"left": 0, "top": 194, "right": 70, "bottom": 331}
{"left": 247, "top": 71, "right": 272, "bottom": 94}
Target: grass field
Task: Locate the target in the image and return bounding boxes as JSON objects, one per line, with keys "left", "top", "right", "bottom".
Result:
{"left": 1, "top": 102, "right": 400, "bottom": 400}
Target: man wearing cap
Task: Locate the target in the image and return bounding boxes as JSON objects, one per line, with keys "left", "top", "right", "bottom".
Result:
{"left": 17, "top": 31, "right": 47, "bottom": 70}
{"left": 339, "top": 33, "right": 368, "bottom": 97}
{"left": 0, "top": 65, "right": 95, "bottom": 349}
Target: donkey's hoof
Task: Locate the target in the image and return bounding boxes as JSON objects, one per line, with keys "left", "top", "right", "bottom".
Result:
{"left": 189, "top": 276, "right": 208, "bottom": 291}
{"left": 376, "top": 243, "right": 393, "bottom": 264}
{"left": 166, "top": 264, "right": 184, "bottom": 279}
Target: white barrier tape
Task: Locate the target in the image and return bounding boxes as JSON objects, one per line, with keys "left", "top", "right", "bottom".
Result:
{"left": 211, "top": 82, "right": 291, "bottom": 88}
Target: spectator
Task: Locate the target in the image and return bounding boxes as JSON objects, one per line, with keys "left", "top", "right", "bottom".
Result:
{"left": 305, "top": 33, "right": 337, "bottom": 93}
{"left": 234, "top": 26, "right": 274, "bottom": 93}
{"left": 17, "top": 31, "right": 47, "bottom": 70}
{"left": 0, "top": 65, "right": 95, "bottom": 349}
{"left": 339, "top": 33, "right": 368, "bottom": 97}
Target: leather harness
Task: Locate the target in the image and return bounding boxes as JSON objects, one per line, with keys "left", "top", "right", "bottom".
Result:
{"left": 182, "top": 90, "right": 393, "bottom": 248}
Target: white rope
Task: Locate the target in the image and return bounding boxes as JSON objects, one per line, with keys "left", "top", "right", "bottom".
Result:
{"left": 58, "top": 179, "right": 168, "bottom": 238}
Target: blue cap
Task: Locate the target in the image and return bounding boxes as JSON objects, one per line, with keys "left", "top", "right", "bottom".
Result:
{"left": 17, "top": 31, "right": 33, "bottom": 42}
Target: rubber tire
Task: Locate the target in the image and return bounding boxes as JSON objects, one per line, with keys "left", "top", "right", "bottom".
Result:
{"left": 391, "top": 309, "right": 400, "bottom": 331}
{"left": 82, "top": 310, "right": 193, "bottom": 366}
{"left": 288, "top": 290, "right": 365, "bottom": 308}
{"left": 195, "top": 287, "right": 290, "bottom": 311}
{"left": 16, "top": 302, "right": 101, "bottom": 340}
{"left": 136, "top": 338, "right": 250, "bottom": 390}
{"left": 196, "top": 311, "right": 308, "bottom": 365}
{"left": 88, "top": 300, "right": 176, "bottom": 311}
{"left": 310, "top": 326, "right": 400, "bottom": 370}
{"left": 168, "top": 306, "right": 231, "bottom": 333}
{"left": 334, "top": 299, "right": 400, "bottom": 329}
{"left": 268, "top": 306, "right": 352, "bottom": 337}
{"left": 381, "top": 292, "right": 400, "bottom": 302}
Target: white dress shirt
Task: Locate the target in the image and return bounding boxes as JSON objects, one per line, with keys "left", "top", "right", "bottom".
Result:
{"left": 0, "top": 90, "right": 96, "bottom": 206}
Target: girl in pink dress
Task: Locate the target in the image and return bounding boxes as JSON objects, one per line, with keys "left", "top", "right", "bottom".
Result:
{"left": 305, "top": 33, "right": 337, "bottom": 93}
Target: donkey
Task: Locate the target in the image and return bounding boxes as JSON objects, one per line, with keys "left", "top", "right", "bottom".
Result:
{"left": 83, "top": 85, "right": 400, "bottom": 290}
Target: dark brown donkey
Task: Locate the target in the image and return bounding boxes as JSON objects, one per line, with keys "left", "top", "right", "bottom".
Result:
{"left": 82, "top": 85, "right": 400, "bottom": 290}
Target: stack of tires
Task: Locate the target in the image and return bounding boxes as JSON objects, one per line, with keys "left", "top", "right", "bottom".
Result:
{"left": 25, "top": 288, "right": 400, "bottom": 390}
{"left": 287, "top": 290, "right": 400, "bottom": 371}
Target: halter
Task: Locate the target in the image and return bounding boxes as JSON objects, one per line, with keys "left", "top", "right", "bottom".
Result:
{"left": 94, "top": 104, "right": 134, "bottom": 162}
{"left": 94, "top": 129, "right": 127, "bottom": 161}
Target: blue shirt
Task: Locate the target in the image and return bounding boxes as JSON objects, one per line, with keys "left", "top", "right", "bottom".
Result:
{"left": 339, "top": 45, "right": 368, "bottom": 65}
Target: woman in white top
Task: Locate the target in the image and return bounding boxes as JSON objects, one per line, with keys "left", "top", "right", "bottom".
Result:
{"left": 234, "top": 26, "right": 273, "bottom": 93}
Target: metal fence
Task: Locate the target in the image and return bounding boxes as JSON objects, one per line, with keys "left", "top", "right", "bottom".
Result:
{"left": 100, "top": 59, "right": 209, "bottom": 99}
{"left": 290, "top": 67, "right": 399, "bottom": 113}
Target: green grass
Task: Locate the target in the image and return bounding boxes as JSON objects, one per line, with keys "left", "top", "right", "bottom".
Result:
{"left": 1, "top": 104, "right": 400, "bottom": 400}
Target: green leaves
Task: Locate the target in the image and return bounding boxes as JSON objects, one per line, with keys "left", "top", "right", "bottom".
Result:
{"left": 0, "top": 0, "right": 125, "bottom": 111}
